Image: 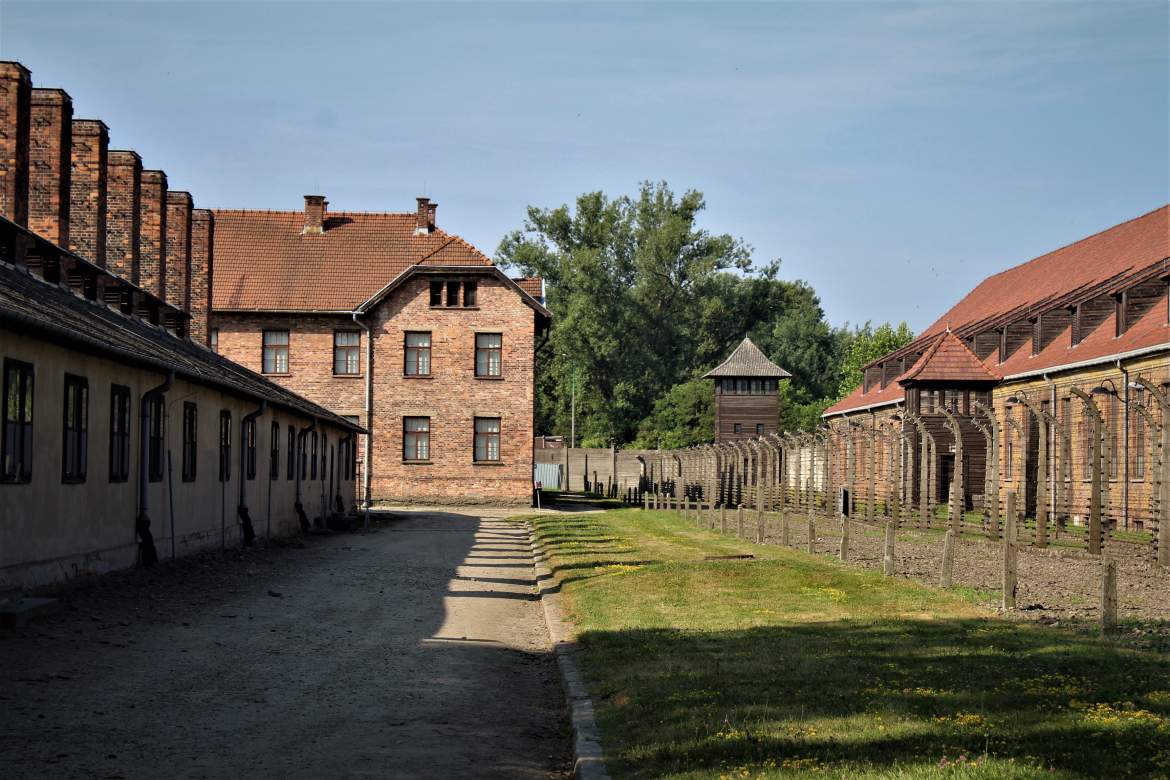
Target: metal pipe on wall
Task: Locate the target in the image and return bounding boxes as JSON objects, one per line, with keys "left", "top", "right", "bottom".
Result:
{"left": 136, "top": 370, "right": 173, "bottom": 567}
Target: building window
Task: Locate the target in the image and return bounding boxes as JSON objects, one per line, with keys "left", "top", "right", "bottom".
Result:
{"left": 404, "top": 332, "right": 431, "bottom": 376}
{"left": 446, "top": 280, "right": 460, "bottom": 307}
{"left": 245, "top": 418, "right": 257, "bottom": 480}
{"left": 218, "top": 410, "right": 232, "bottom": 482}
{"left": 270, "top": 421, "right": 280, "bottom": 480}
{"left": 62, "top": 374, "right": 88, "bottom": 483}
{"left": 474, "top": 417, "right": 501, "bottom": 462}
{"left": 750, "top": 379, "right": 761, "bottom": 394}
{"left": 210, "top": 328, "right": 219, "bottom": 353}
{"left": 300, "top": 429, "right": 308, "bottom": 480}
{"left": 920, "top": 389, "right": 937, "bottom": 414}
{"left": 262, "top": 330, "right": 289, "bottom": 374}
{"left": 287, "top": 425, "right": 296, "bottom": 480}
{"left": 109, "top": 384, "right": 131, "bottom": 483}
{"left": 463, "top": 280, "right": 477, "bottom": 307}
{"left": 2, "top": 359, "right": 34, "bottom": 483}
{"left": 756, "top": 423, "right": 764, "bottom": 435}
{"left": 181, "top": 402, "right": 197, "bottom": 482}
{"left": 475, "top": 333, "right": 502, "bottom": 377}
{"left": 310, "top": 431, "right": 318, "bottom": 480}
{"left": 148, "top": 396, "right": 165, "bottom": 483}
{"left": 403, "top": 417, "right": 430, "bottom": 461}
{"left": 733, "top": 423, "right": 742, "bottom": 435}
{"left": 334, "top": 331, "right": 361, "bottom": 375}
{"left": 943, "top": 389, "right": 961, "bottom": 414}
{"left": 429, "top": 280, "right": 443, "bottom": 307}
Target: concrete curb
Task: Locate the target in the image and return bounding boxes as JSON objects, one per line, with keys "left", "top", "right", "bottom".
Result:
{"left": 526, "top": 523, "right": 611, "bottom": 780}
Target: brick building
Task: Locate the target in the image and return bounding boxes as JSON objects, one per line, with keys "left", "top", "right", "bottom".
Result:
{"left": 823, "top": 207, "right": 1168, "bottom": 546}
{"left": 0, "top": 62, "right": 360, "bottom": 587}
{"left": 209, "top": 197, "right": 550, "bottom": 506}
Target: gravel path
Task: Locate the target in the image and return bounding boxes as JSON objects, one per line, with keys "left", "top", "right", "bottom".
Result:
{"left": 0, "top": 511, "right": 571, "bottom": 779}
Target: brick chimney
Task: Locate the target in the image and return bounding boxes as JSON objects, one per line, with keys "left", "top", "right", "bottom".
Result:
{"left": 69, "top": 119, "right": 108, "bottom": 266}
{"left": 190, "top": 209, "right": 214, "bottom": 344}
{"left": 414, "top": 196, "right": 431, "bottom": 235}
{"left": 428, "top": 201, "right": 437, "bottom": 229}
{"left": 302, "top": 194, "right": 326, "bottom": 235}
{"left": 29, "top": 88, "right": 72, "bottom": 246}
{"left": 137, "top": 169, "right": 167, "bottom": 299}
{"left": 165, "top": 190, "right": 192, "bottom": 309}
{"left": 0, "top": 62, "right": 31, "bottom": 227}
{"left": 106, "top": 150, "right": 141, "bottom": 284}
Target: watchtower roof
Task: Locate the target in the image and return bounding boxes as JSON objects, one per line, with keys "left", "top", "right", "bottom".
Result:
{"left": 702, "top": 338, "right": 792, "bottom": 379}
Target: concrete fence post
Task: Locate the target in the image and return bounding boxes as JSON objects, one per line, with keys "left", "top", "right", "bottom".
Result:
{"left": 1100, "top": 558, "right": 1118, "bottom": 634}
{"left": 720, "top": 504, "right": 727, "bottom": 534}
{"left": 781, "top": 510, "right": 790, "bottom": 546}
{"left": 839, "top": 514, "right": 850, "bottom": 562}
{"left": 737, "top": 504, "right": 744, "bottom": 538}
{"left": 756, "top": 506, "right": 764, "bottom": 543}
{"left": 940, "top": 529, "right": 956, "bottom": 588}
{"left": 806, "top": 510, "right": 815, "bottom": 555}
{"left": 883, "top": 521, "right": 896, "bottom": 576}
{"left": 1003, "top": 490, "right": 1018, "bottom": 610}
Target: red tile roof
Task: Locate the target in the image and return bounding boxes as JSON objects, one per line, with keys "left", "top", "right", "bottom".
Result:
{"left": 825, "top": 206, "right": 1170, "bottom": 417}
{"left": 513, "top": 277, "right": 544, "bottom": 300}
{"left": 898, "top": 330, "right": 1001, "bottom": 384}
{"left": 210, "top": 209, "right": 493, "bottom": 312}
{"left": 916, "top": 206, "right": 1168, "bottom": 342}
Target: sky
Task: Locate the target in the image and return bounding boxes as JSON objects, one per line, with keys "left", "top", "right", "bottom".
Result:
{"left": 1, "top": 1, "right": 1165, "bottom": 333}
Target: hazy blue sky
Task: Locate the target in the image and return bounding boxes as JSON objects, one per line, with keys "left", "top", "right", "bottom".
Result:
{"left": 2, "top": 2, "right": 1165, "bottom": 331}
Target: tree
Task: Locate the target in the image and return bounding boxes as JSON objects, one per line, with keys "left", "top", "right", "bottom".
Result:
{"left": 498, "top": 182, "right": 750, "bottom": 444}
{"left": 631, "top": 378, "right": 714, "bottom": 449}
{"left": 835, "top": 322, "right": 915, "bottom": 399}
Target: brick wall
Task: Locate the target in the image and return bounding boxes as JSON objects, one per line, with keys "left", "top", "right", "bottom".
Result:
{"left": 138, "top": 169, "right": 167, "bottom": 298}
{"left": 0, "top": 62, "right": 31, "bottom": 227}
{"left": 68, "top": 119, "right": 108, "bottom": 266}
{"left": 212, "top": 273, "right": 538, "bottom": 505}
{"left": 165, "top": 190, "right": 192, "bottom": 309}
{"left": 190, "top": 209, "right": 214, "bottom": 345}
{"left": 29, "top": 88, "right": 70, "bottom": 245}
{"left": 213, "top": 311, "right": 370, "bottom": 493}
{"left": 369, "top": 274, "right": 535, "bottom": 505}
{"left": 105, "top": 150, "right": 141, "bottom": 283}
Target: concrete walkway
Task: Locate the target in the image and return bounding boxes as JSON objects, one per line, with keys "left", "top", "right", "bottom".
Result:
{"left": 0, "top": 511, "right": 570, "bottom": 779}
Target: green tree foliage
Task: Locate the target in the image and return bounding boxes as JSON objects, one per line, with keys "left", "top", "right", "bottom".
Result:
{"left": 631, "top": 378, "right": 714, "bottom": 449}
{"left": 498, "top": 182, "right": 912, "bottom": 443}
{"left": 835, "top": 322, "right": 916, "bottom": 399}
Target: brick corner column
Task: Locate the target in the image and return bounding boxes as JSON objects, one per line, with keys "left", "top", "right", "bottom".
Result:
{"left": 106, "top": 149, "right": 141, "bottom": 284}
{"left": 0, "top": 61, "right": 32, "bottom": 227}
{"left": 69, "top": 118, "right": 109, "bottom": 266}
{"left": 138, "top": 169, "right": 168, "bottom": 298}
{"left": 190, "top": 208, "right": 214, "bottom": 344}
{"left": 29, "top": 87, "right": 73, "bottom": 246}
{"left": 165, "top": 190, "right": 193, "bottom": 309}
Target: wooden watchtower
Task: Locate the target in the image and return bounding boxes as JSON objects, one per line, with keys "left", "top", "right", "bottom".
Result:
{"left": 704, "top": 338, "right": 791, "bottom": 442}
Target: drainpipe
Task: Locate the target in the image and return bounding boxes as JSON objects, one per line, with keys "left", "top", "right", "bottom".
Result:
{"left": 295, "top": 417, "right": 316, "bottom": 532}
{"left": 352, "top": 312, "right": 373, "bottom": 512}
{"left": 238, "top": 399, "right": 267, "bottom": 546}
{"left": 137, "top": 370, "right": 174, "bottom": 567}
{"left": 338, "top": 432, "right": 352, "bottom": 512}
{"left": 1119, "top": 360, "right": 1129, "bottom": 530}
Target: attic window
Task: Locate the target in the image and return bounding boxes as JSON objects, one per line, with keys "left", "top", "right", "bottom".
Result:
{"left": 429, "top": 281, "right": 443, "bottom": 306}
{"left": 463, "top": 280, "right": 477, "bottom": 307}
{"left": 446, "top": 281, "right": 460, "bottom": 307}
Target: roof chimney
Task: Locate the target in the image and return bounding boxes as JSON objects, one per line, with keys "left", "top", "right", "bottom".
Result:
{"left": 302, "top": 194, "right": 326, "bottom": 235}
{"left": 414, "top": 196, "right": 431, "bottom": 235}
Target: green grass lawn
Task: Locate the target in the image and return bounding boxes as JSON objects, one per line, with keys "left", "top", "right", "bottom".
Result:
{"left": 526, "top": 509, "right": 1170, "bottom": 779}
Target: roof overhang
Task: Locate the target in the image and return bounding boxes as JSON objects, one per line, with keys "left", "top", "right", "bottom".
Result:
{"left": 355, "top": 264, "right": 553, "bottom": 320}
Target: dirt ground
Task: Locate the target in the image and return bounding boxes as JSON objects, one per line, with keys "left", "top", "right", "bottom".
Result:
{"left": 702, "top": 507, "right": 1170, "bottom": 646}
{"left": 0, "top": 510, "right": 571, "bottom": 779}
